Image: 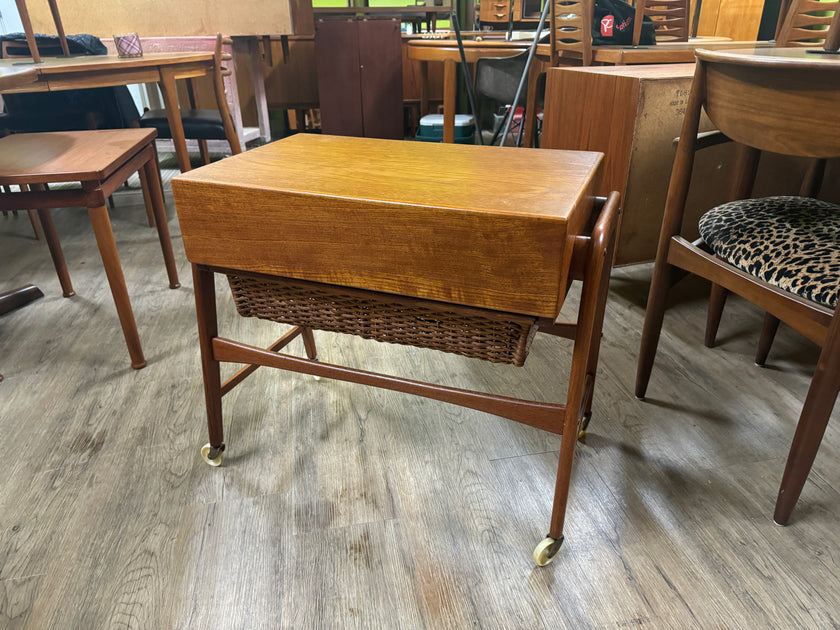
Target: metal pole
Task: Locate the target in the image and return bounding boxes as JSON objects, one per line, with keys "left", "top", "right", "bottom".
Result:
{"left": 451, "top": 9, "right": 484, "bottom": 144}
{"left": 499, "top": 0, "right": 550, "bottom": 147}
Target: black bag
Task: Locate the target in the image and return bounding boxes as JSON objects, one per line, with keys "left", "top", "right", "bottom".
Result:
{"left": 592, "top": 0, "right": 657, "bottom": 46}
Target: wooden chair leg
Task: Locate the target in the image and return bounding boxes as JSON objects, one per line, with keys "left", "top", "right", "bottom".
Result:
{"left": 635, "top": 262, "right": 683, "bottom": 399}
{"left": 27, "top": 209, "right": 42, "bottom": 240}
{"left": 87, "top": 204, "right": 146, "bottom": 369}
{"left": 755, "top": 313, "right": 780, "bottom": 367}
{"left": 140, "top": 158, "right": 181, "bottom": 289}
{"left": 705, "top": 282, "right": 728, "bottom": 347}
{"left": 773, "top": 308, "right": 840, "bottom": 525}
{"left": 35, "top": 207, "right": 75, "bottom": 298}
{"left": 199, "top": 139, "right": 211, "bottom": 166}
{"left": 136, "top": 163, "right": 157, "bottom": 228}
{"left": 193, "top": 263, "right": 225, "bottom": 458}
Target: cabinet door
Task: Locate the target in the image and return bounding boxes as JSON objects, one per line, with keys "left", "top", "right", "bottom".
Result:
{"left": 358, "top": 19, "right": 404, "bottom": 140}
{"left": 315, "top": 19, "right": 364, "bottom": 136}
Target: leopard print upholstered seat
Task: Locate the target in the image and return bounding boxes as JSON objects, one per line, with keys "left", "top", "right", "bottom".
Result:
{"left": 698, "top": 196, "right": 840, "bottom": 309}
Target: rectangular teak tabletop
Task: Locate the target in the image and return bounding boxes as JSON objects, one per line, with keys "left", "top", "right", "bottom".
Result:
{"left": 172, "top": 134, "right": 604, "bottom": 318}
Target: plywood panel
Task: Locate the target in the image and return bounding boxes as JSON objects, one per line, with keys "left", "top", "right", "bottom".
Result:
{"left": 25, "top": 0, "right": 293, "bottom": 38}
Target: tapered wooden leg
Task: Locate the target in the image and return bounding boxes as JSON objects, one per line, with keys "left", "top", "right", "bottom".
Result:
{"left": 301, "top": 326, "right": 318, "bottom": 360}
{"left": 27, "top": 209, "right": 42, "bottom": 240}
{"left": 36, "top": 208, "right": 75, "bottom": 298}
{"left": 774, "top": 309, "right": 840, "bottom": 525}
{"left": 755, "top": 313, "right": 780, "bottom": 366}
{"left": 198, "top": 140, "right": 211, "bottom": 166}
{"left": 548, "top": 193, "right": 619, "bottom": 543}
{"left": 158, "top": 68, "right": 192, "bottom": 173}
{"left": 136, "top": 165, "right": 156, "bottom": 227}
{"left": 87, "top": 205, "right": 145, "bottom": 369}
{"left": 705, "top": 283, "right": 728, "bottom": 347}
{"left": 141, "top": 158, "right": 180, "bottom": 289}
{"left": 635, "top": 262, "right": 682, "bottom": 399}
{"left": 193, "top": 264, "right": 224, "bottom": 449}
{"left": 580, "top": 194, "right": 620, "bottom": 421}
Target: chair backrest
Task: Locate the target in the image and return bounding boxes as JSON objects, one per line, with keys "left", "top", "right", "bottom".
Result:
{"left": 775, "top": 0, "right": 839, "bottom": 46}
{"left": 211, "top": 33, "right": 242, "bottom": 154}
{"left": 692, "top": 49, "right": 840, "bottom": 164}
{"left": 633, "top": 0, "right": 690, "bottom": 44}
{"left": 551, "top": 0, "right": 592, "bottom": 66}
{"left": 474, "top": 51, "right": 529, "bottom": 105}
{"left": 13, "top": 0, "right": 70, "bottom": 62}
{"left": 823, "top": 3, "right": 840, "bottom": 49}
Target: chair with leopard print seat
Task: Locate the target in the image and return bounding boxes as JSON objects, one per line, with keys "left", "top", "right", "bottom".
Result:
{"left": 704, "top": 0, "right": 840, "bottom": 364}
{"left": 635, "top": 47, "right": 840, "bottom": 526}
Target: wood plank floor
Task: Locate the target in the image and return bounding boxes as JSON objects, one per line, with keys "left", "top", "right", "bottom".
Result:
{"left": 1, "top": 162, "right": 838, "bottom": 629}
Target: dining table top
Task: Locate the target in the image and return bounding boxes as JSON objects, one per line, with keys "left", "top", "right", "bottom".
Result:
{"left": 0, "top": 63, "right": 38, "bottom": 91}
{"left": 0, "top": 51, "right": 215, "bottom": 77}
{"left": 537, "top": 38, "right": 777, "bottom": 65}
{"left": 695, "top": 45, "right": 840, "bottom": 68}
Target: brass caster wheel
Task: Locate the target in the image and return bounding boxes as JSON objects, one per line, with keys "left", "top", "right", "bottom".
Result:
{"left": 578, "top": 413, "right": 592, "bottom": 440}
{"left": 201, "top": 442, "right": 225, "bottom": 467}
{"left": 533, "top": 535, "right": 564, "bottom": 567}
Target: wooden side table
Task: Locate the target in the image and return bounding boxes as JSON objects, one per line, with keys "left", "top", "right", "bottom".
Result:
{"left": 173, "top": 134, "right": 620, "bottom": 566}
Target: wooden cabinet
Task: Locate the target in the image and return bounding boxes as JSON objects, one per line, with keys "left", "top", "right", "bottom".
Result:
{"left": 541, "top": 64, "right": 825, "bottom": 266}
{"left": 314, "top": 19, "right": 404, "bottom": 139}
{"left": 479, "top": 0, "right": 542, "bottom": 27}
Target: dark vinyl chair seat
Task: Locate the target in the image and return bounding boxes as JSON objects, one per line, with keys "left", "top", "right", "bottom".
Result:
{"left": 139, "top": 108, "right": 227, "bottom": 140}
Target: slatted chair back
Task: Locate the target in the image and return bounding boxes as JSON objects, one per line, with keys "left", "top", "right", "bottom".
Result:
{"left": 776, "top": 0, "right": 839, "bottom": 46}
{"left": 633, "top": 0, "right": 691, "bottom": 44}
{"left": 551, "top": 0, "right": 592, "bottom": 66}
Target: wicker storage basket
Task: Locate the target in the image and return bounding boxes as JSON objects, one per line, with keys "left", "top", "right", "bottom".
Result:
{"left": 227, "top": 273, "right": 538, "bottom": 366}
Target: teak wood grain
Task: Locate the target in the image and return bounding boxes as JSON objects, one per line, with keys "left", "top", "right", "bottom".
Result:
{"left": 0, "top": 130, "right": 155, "bottom": 184}
{"left": 172, "top": 134, "right": 603, "bottom": 318}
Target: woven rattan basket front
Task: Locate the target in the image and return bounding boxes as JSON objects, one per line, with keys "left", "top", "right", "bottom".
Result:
{"left": 227, "top": 273, "right": 538, "bottom": 366}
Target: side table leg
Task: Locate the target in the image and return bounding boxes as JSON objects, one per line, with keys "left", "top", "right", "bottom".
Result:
{"left": 87, "top": 205, "right": 145, "bottom": 369}
{"left": 193, "top": 264, "right": 225, "bottom": 465}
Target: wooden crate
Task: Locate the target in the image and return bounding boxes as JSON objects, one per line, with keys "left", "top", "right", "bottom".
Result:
{"left": 172, "top": 134, "right": 603, "bottom": 318}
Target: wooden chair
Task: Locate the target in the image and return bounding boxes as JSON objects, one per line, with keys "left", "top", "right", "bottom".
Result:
{"left": 138, "top": 33, "right": 241, "bottom": 165}
{"left": 776, "top": 0, "right": 839, "bottom": 46}
{"left": 0, "top": 129, "right": 181, "bottom": 369}
{"left": 633, "top": 0, "right": 690, "bottom": 44}
{"left": 705, "top": 0, "right": 839, "bottom": 361}
{"left": 473, "top": 51, "right": 532, "bottom": 145}
{"left": 550, "top": 0, "right": 593, "bottom": 67}
{"left": 635, "top": 49, "right": 840, "bottom": 525}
